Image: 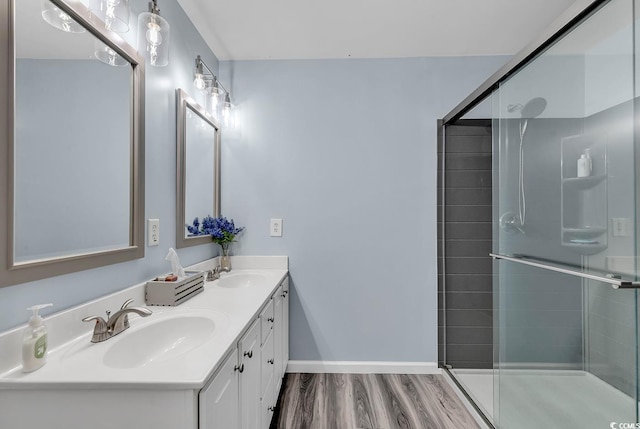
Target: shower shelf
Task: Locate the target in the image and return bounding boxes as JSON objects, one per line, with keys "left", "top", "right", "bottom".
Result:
{"left": 563, "top": 227, "right": 607, "bottom": 238}
{"left": 561, "top": 175, "right": 606, "bottom": 190}
{"left": 560, "top": 135, "right": 608, "bottom": 255}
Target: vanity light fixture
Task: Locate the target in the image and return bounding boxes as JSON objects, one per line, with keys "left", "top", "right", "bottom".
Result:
{"left": 41, "top": 0, "right": 86, "bottom": 33}
{"left": 137, "top": 0, "right": 170, "bottom": 67}
{"left": 193, "top": 55, "right": 233, "bottom": 125}
{"left": 89, "top": 0, "right": 131, "bottom": 33}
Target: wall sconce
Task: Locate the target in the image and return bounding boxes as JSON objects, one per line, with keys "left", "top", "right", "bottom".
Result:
{"left": 193, "top": 55, "right": 234, "bottom": 127}
{"left": 137, "top": 0, "right": 170, "bottom": 67}
{"left": 41, "top": 0, "right": 86, "bottom": 33}
{"left": 89, "top": 0, "right": 131, "bottom": 33}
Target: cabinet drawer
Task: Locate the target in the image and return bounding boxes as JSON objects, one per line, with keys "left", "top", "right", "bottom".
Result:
{"left": 260, "top": 328, "right": 274, "bottom": 397}
{"left": 260, "top": 298, "right": 274, "bottom": 344}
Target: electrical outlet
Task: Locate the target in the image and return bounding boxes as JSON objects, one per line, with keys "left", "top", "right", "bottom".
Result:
{"left": 270, "top": 218, "right": 283, "bottom": 237}
{"left": 148, "top": 219, "right": 160, "bottom": 246}
{"left": 612, "top": 218, "right": 631, "bottom": 237}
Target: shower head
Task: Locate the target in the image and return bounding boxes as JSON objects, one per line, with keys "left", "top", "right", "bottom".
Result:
{"left": 507, "top": 97, "right": 547, "bottom": 118}
{"left": 521, "top": 97, "right": 547, "bottom": 118}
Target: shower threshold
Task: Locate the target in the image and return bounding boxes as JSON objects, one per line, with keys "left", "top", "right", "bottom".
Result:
{"left": 451, "top": 368, "right": 636, "bottom": 428}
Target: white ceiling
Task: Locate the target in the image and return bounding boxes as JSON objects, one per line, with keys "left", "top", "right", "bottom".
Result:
{"left": 176, "top": 0, "right": 578, "bottom": 61}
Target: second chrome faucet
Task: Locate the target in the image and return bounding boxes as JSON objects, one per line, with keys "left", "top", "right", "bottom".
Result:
{"left": 82, "top": 298, "right": 152, "bottom": 343}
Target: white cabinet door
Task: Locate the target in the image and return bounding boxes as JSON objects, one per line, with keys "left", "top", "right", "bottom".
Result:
{"left": 273, "top": 285, "right": 284, "bottom": 390}
{"left": 260, "top": 376, "right": 276, "bottom": 429}
{"left": 239, "top": 320, "right": 261, "bottom": 429}
{"left": 281, "top": 277, "right": 289, "bottom": 378}
{"left": 260, "top": 328, "right": 274, "bottom": 399}
{"left": 199, "top": 349, "right": 240, "bottom": 429}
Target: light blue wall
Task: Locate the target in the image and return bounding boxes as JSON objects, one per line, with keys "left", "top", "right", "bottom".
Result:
{"left": 0, "top": 0, "right": 220, "bottom": 332}
{"left": 219, "top": 56, "right": 508, "bottom": 362}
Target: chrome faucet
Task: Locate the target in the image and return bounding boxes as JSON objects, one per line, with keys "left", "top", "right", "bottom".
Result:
{"left": 207, "top": 266, "right": 222, "bottom": 281}
{"left": 207, "top": 264, "right": 231, "bottom": 281}
{"left": 82, "top": 298, "right": 152, "bottom": 343}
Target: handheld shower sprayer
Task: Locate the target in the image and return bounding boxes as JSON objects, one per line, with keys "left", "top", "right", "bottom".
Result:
{"left": 501, "top": 97, "right": 547, "bottom": 234}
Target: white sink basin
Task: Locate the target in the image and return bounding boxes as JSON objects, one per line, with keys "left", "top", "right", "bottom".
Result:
{"left": 216, "top": 273, "right": 267, "bottom": 288}
{"left": 103, "top": 315, "right": 220, "bottom": 369}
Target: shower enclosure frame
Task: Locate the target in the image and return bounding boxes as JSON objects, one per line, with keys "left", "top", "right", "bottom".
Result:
{"left": 442, "top": 0, "right": 610, "bottom": 124}
{"left": 438, "top": 0, "right": 638, "bottom": 426}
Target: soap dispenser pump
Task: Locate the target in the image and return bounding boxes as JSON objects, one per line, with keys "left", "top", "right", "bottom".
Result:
{"left": 22, "top": 303, "right": 53, "bottom": 373}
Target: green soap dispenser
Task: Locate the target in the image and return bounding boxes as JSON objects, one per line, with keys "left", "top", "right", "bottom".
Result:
{"left": 22, "top": 303, "right": 53, "bottom": 373}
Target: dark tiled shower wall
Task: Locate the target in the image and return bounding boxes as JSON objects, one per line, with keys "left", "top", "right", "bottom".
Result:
{"left": 437, "top": 120, "right": 493, "bottom": 369}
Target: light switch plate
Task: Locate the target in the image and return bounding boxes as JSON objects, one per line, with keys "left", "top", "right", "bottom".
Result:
{"left": 270, "top": 218, "right": 283, "bottom": 237}
{"left": 148, "top": 219, "right": 160, "bottom": 246}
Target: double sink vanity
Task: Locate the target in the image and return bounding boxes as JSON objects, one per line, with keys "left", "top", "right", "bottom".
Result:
{"left": 0, "top": 256, "right": 289, "bottom": 429}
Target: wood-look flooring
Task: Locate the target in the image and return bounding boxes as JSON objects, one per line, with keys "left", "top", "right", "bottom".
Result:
{"left": 272, "top": 373, "right": 482, "bottom": 429}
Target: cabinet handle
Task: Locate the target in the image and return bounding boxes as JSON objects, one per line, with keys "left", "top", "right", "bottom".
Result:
{"left": 267, "top": 358, "right": 274, "bottom": 365}
{"left": 267, "top": 317, "right": 274, "bottom": 323}
{"left": 234, "top": 363, "right": 244, "bottom": 373}
{"left": 268, "top": 406, "right": 275, "bottom": 412}
{"left": 281, "top": 293, "right": 286, "bottom": 298}
{"left": 243, "top": 350, "right": 253, "bottom": 358}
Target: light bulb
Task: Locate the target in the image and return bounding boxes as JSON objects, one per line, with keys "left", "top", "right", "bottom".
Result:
{"left": 146, "top": 20, "right": 162, "bottom": 46}
{"left": 194, "top": 73, "right": 205, "bottom": 90}
{"left": 59, "top": 11, "right": 73, "bottom": 32}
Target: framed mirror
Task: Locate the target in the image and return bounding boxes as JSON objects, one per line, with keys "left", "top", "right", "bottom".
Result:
{"left": 176, "top": 89, "right": 221, "bottom": 248}
{"left": 0, "top": 0, "right": 145, "bottom": 287}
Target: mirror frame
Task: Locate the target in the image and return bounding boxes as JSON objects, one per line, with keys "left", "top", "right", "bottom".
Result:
{"left": 175, "top": 88, "right": 221, "bottom": 249}
{"left": 0, "top": 0, "right": 145, "bottom": 287}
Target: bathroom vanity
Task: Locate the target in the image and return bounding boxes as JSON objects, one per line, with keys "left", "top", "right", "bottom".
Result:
{"left": 0, "top": 257, "right": 289, "bottom": 429}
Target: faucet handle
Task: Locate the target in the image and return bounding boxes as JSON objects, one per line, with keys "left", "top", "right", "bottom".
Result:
{"left": 82, "top": 315, "right": 109, "bottom": 343}
{"left": 119, "top": 299, "right": 135, "bottom": 329}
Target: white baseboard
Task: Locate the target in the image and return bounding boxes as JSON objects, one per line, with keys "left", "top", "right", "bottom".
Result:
{"left": 286, "top": 360, "right": 440, "bottom": 374}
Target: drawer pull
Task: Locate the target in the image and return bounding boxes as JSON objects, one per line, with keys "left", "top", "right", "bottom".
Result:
{"left": 243, "top": 350, "right": 253, "bottom": 358}
{"left": 268, "top": 406, "right": 275, "bottom": 412}
{"left": 267, "top": 358, "right": 274, "bottom": 365}
{"left": 234, "top": 363, "right": 244, "bottom": 373}
{"left": 267, "top": 317, "right": 274, "bottom": 323}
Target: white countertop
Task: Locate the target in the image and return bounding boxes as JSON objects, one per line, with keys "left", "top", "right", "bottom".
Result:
{"left": 0, "top": 257, "right": 288, "bottom": 390}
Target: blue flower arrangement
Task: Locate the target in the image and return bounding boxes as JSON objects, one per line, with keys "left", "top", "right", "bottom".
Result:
{"left": 187, "top": 215, "right": 244, "bottom": 246}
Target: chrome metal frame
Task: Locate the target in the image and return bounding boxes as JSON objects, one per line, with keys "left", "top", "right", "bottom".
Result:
{"left": 0, "top": 0, "right": 145, "bottom": 287}
{"left": 175, "top": 88, "right": 221, "bottom": 249}
{"left": 490, "top": 253, "right": 640, "bottom": 289}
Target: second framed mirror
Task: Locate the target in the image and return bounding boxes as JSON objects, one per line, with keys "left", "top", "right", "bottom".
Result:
{"left": 176, "top": 88, "right": 221, "bottom": 248}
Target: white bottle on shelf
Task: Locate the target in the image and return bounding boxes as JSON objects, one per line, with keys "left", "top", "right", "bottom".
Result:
{"left": 577, "top": 149, "right": 592, "bottom": 178}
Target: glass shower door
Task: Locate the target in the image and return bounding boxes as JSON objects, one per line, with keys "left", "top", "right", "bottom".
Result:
{"left": 492, "top": 0, "right": 639, "bottom": 427}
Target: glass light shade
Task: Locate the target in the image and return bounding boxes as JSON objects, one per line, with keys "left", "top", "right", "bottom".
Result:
{"left": 94, "top": 39, "right": 128, "bottom": 67}
{"left": 222, "top": 99, "right": 234, "bottom": 128}
{"left": 41, "top": 0, "right": 86, "bottom": 33}
{"left": 193, "top": 73, "right": 205, "bottom": 90}
{"left": 205, "top": 87, "right": 220, "bottom": 119}
{"left": 137, "top": 11, "right": 170, "bottom": 67}
{"left": 89, "top": 0, "right": 130, "bottom": 33}
{"left": 210, "top": 91, "right": 220, "bottom": 114}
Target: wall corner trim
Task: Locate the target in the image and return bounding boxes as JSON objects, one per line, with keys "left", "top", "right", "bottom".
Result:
{"left": 286, "top": 361, "right": 440, "bottom": 374}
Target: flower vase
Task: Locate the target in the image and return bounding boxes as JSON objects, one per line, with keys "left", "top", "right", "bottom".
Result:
{"left": 219, "top": 243, "right": 232, "bottom": 271}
